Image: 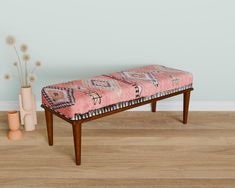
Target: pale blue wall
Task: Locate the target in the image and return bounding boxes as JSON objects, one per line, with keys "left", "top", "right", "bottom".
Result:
{"left": 0, "top": 0, "right": 234, "bottom": 102}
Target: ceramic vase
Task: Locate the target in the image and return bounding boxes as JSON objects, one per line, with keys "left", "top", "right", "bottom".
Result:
{"left": 7, "top": 111, "right": 22, "bottom": 140}
{"left": 19, "top": 87, "right": 37, "bottom": 131}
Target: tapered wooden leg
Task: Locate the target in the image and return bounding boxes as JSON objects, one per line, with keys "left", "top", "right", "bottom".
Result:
{"left": 151, "top": 101, "right": 157, "bottom": 112}
{"left": 45, "top": 109, "right": 53, "bottom": 146}
{"left": 72, "top": 122, "right": 82, "bottom": 166}
{"left": 183, "top": 90, "right": 191, "bottom": 124}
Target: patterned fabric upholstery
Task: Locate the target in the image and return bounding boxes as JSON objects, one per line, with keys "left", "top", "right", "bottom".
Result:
{"left": 41, "top": 65, "right": 193, "bottom": 120}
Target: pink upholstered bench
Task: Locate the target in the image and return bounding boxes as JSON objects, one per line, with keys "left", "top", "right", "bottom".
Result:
{"left": 41, "top": 65, "right": 193, "bottom": 165}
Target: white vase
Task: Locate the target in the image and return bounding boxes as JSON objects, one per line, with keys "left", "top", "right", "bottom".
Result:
{"left": 19, "top": 87, "right": 37, "bottom": 131}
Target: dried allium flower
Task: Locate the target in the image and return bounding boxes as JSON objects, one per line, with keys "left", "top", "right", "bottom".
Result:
{"left": 6, "top": 36, "right": 16, "bottom": 45}
{"left": 35, "top": 61, "right": 42, "bottom": 67}
{"left": 20, "top": 44, "right": 28, "bottom": 52}
{"left": 22, "top": 54, "right": 30, "bottom": 61}
{"left": 28, "top": 74, "right": 37, "bottom": 83}
{"left": 4, "top": 74, "right": 11, "bottom": 80}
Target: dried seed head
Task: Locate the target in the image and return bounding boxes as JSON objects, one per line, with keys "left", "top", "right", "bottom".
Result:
{"left": 6, "top": 36, "right": 16, "bottom": 45}
{"left": 4, "top": 74, "right": 11, "bottom": 80}
{"left": 22, "top": 54, "right": 30, "bottom": 62}
{"left": 36, "top": 61, "right": 42, "bottom": 67}
{"left": 28, "top": 74, "right": 37, "bottom": 83}
{"left": 20, "top": 44, "right": 28, "bottom": 52}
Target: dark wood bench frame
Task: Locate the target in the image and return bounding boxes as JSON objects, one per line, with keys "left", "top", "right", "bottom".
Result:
{"left": 42, "top": 88, "right": 193, "bottom": 166}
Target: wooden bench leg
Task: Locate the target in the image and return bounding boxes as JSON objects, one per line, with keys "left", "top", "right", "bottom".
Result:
{"left": 72, "top": 122, "right": 82, "bottom": 166}
{"left": 183, "top": 90, "right": 191, "bottom": 124}
{"left": 151, "top": 101, "right": 157, "bottom": 112}
{"left": 45, "top": 109, "right": 53, "bottom": 146}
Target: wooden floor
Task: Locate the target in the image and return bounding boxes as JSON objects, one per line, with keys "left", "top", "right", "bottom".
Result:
{"left": 0, "top": 111, "right": 235, "bottom": 188}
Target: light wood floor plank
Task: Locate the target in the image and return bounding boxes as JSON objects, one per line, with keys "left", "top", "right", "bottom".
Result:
{"left": 0, "top": 112, "right": 235, "bottom": 187}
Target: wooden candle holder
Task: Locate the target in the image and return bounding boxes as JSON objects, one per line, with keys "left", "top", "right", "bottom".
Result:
{"left": 7, "top": 111, "right": 22, "bottom": 140}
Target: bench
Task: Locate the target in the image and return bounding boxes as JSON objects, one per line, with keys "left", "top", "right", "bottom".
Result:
{"left": 41, "top": 65, "right": 193, "bottom": 165}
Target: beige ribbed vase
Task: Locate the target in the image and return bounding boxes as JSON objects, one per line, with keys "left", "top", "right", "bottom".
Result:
{"left": 19, "top": 87, "right": 37, "bottom": 131}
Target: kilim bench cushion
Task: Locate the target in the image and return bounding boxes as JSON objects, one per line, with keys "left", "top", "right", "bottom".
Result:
{"left": 41, "top": 65, "right": 193, "bottom": 120}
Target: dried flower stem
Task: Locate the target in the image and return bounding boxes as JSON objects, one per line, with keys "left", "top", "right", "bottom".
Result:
{"left": 25, "top": 62, "right": 27, "bottom": 86}
{"left": 30, "top": 66, "right": 37, "bottom": 74}
{"left": 13, "top": 45, "right": 24, "bottom": 86}
{"left": 24, "top": 61, "right": 29, "bottom": 87}
{"left": 15, "top": 63, "right": 22, "bottom": 86}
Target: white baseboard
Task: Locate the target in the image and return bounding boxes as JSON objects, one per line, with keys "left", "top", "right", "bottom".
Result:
{"left": 0, "top": 101, "right": 20, "bottom": 111}
{"left": 0, "top": 100, "right": 235, "bottom": 111}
